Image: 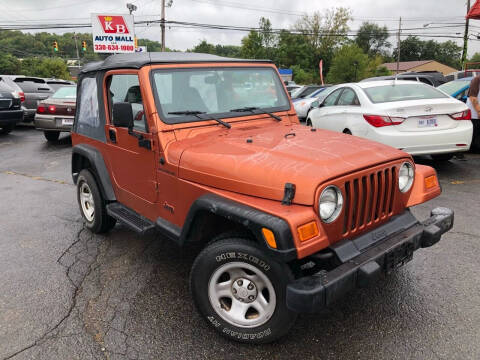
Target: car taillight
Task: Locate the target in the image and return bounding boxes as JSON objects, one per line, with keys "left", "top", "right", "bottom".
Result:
{"left": 19, "top": 92, "right": 25, "bottom": 102}
{"left": 37, "top": 105, "right": 46, "bottom": 113}
{"left": 48, "top": 105, "right": 56, "bottom": 114}
{"left": 450, "top": 109, "right": 471, "bottom": 120}
{"left": 363, "top": 114, "right": 405, "bottom": 127}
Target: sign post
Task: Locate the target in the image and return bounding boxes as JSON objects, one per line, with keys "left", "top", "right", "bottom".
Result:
{"left": 91, "top": 14, "right": 136, "bottom": 53}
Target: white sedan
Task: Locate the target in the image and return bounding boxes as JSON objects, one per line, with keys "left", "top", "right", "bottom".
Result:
{"left": 306, "top": 80, "right": 473, "bottom": 160}
{"left": 293, "top": 86, "right": 334, "bottom": 119}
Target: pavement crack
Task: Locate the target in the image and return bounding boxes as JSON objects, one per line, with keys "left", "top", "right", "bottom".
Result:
{"left": 3, "top": 226, "right": 103, "bottom": 360}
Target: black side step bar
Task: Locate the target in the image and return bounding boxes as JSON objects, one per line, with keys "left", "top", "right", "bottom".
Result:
{"left": 106, "top": 203, "right": 155, "bottom": 235}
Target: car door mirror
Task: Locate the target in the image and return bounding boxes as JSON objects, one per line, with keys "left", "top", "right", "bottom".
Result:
{"left": 112, "top": 102, "right": 134, "bottom": 128}
{"left": 311, "top": 100, "right": 320, "bottom": 108}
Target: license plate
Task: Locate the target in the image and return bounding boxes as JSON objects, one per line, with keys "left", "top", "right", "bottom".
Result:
{"left": 418, "top": 117, "right": 437, "bottom": 127}
{"left": 384, "top": 242, "right": 414, "bottom": 273}
{"left": 61, "top": 118, "right": 74, "bottom": 126}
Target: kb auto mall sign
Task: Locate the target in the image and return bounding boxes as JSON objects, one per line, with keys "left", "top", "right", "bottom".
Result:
{"left": 91, "top": 14, "right": 135, "bottom": 53}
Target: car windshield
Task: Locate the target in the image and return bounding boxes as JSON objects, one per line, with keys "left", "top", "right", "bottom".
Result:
{"left": 152, "top": 67, "right": 290, "bottom": 124}
{"left": 52, "top": 86, "right": 76, "bottom": 99}
{"left": 289, "top": 87, "right": 304, "bottom": 98}
{"left": 363, "top": 83, "right": 448, "bottom": 104}
{"left": 306, "top": 87, "right": 327, "bottom": 98}
{"left": 437, "top": 80, "right": 471, "bottom": 95}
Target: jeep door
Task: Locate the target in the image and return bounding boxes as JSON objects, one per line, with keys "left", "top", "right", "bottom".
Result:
{"left": 104, "top": 72, "right": 157, "bottom": 212}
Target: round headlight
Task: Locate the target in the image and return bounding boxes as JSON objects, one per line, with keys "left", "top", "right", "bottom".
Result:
{"left": 398, "top": 162, "right": 414, "bottom": 193}
{"left": 319, "top": 185, "right": 343, "bottom": 223}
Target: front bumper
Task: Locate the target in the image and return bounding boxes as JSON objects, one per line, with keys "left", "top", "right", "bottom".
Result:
{"left": 286, "top": 207, "right": 454, "bottom": 313}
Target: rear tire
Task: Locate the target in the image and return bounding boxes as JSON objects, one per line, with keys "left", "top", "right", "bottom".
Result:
{"left": 44, "top": 131, "right": 60, "bottom": 142}
{"left": 77, "top": 169, "right": 116, "bottom": 233}
{"left": 431, "top": 153, "right": 454, "bottom": 162}
{"left": 190, "top": 238, "right": 297, "bottom": 344}
{"left": 0, "top": 124, "right": 14, "bottom": 134}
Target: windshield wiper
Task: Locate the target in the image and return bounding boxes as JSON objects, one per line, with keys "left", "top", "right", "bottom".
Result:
{"left": 229, "top": 106, "right": 282, "bottom": 121}
{"left": 168, "top": 110, "right": 206, "bottom": 116}
{"left": 168, "top": 110, "right": 231, "bottom": 129}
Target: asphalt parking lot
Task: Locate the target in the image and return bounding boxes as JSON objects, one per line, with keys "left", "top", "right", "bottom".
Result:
{"left": 1, "top": 127, "right": 479, "bottom": 360}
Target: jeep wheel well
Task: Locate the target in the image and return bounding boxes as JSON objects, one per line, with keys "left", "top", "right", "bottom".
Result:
{"left": 185, "top": 210, "right": 256, "bottom": 245}
{"left": 72, "top": 153, "right": 93, "bottom": 180}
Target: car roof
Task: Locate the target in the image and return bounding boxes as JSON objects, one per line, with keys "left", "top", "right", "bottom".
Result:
{"left": 80, "top": 52, "right": 272, "bottom": 74}
{"left": 355, "top": 80, "right": 423, "bottom": 89}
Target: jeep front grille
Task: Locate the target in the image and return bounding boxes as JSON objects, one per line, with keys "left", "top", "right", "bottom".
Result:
{"left": 342, "top": 166, "right": 397, "bottom": 237}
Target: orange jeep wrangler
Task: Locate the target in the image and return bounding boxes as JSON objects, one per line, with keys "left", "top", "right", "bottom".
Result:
{"left": 71, "top": 52, "right": 453, "bottom": 344}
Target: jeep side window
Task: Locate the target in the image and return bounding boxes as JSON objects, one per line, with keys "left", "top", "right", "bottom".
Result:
{"left": 108, "top": 74, "right": 147, "bottom": 133}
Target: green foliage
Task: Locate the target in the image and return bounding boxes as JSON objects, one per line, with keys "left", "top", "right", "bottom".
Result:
{"left": 291, "top": 65, "right": 316, "bottom": 84}
{"left": 20, "top": 57, "right": 71, "bottom": 79}
{"left": 0, "top": 53, "right": 21, "bottom": 74}
{"left": 469, "top": 52, "right": 480, "bottom": 63}
{"left": 326, "top": 44, "right": 370, "bottom": 83}
{"left": 355, "top": 22, "right": 390, "bottom": 57}
{"left": 392, "top": 36, "right": 462, "bottom": 69}
{"left": 241, "top": 30, "right": 265, "bottom": 59}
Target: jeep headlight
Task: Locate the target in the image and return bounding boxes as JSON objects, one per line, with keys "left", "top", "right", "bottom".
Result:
{"left": 398, "top": 162, "right": 414, "bottom": 193}
{"left": 319, "top": 185, "right": 343, "bottom": 223}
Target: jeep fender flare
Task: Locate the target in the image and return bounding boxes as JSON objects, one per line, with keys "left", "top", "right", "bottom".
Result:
{"left": 71, "top": 144, "right": 116, "bottom": 201}
{"left": 156, "top": 194, "right": 297, "bottom": 262}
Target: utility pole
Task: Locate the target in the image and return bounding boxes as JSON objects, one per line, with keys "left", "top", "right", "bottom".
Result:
{"left": 73, "top": 33, "right": 80, "bottom": 64}
{"left": 462, "top": 0, "right": 471, "bottom": 67}
{"left": 161, "top": 0, "right": 166, "bottom": 51}
{"left": 396, "top": 17, "right": 402, "bottom": 75}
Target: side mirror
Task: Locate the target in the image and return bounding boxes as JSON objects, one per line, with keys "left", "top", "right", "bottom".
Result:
{"left": 311, "top": 100, "right": 320, "bottom": 108}
{"left": 112, "top": 102, "right": 134, "bottom": 128}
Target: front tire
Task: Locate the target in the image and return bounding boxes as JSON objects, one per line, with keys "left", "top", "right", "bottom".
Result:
{"left": 44, "top": 131, "right": 60, "bottom": 142}
{"left": 76, "top": 169, "right": 116, "bottom": 233}
{"left": 190, "top": 238, "right": 297, "bottom": 344}
{"left": 306, "top": 118, "right": 312, "bottom": 127}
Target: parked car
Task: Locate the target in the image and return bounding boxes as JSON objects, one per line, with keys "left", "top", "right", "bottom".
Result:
{"left": 43, "top": 78, "right": 75, "bottom": 91}
{"left": 0, "top": 80, "right": 23, "bottom": 134}
{"left": 71, "top": 52, "right": 453, "bottom": 343}
{"left": 437, "top": 77, "right": 472, "bottom": 103}
{"left": 3, "top": 76, "right": 54, "bottom": 122}
{"left": 401, "top": 71, "right": 447, "bottom": 86}
{"left": 286, "top": 84, "right": 301, "bottom": 96}
{"left": 307, "top": 80, "right": 473, "bottom": 161}
{"left": 35, "top": 85, "right": 76, "bottom": 142}
{"left": 293, "top": 86, "right": 332, "bottom": 119}
{"left": 445, "top": 69, "right": 480, "bottom": 82}
{"left": 290, "top": 85, "right": 325, "bottom": 99}
{"left": 361, "top": 73, "right": 440, "bottom": 87}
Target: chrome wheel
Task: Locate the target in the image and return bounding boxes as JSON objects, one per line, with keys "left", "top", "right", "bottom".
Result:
{"left": 79, "top": 182, "right": 95, "bottom": 222}
{"left": 208, "top": 262, "right": 276, "bottom": 328}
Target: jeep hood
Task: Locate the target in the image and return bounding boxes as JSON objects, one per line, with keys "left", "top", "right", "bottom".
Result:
{"left": 170, "top": 123, "right": 408, "bottom": 205}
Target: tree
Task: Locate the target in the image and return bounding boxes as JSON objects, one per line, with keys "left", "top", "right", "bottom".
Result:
{"left": 20, "top": 57, "right": 71, "bottom": 79}
{"left": 241, "top": 30, "right": 265, "bottom": 59}
{"left": 326, "top": 44, "right": 370, "bottom": 83}
{"left": 294, "top": 8, "right": 352, "bottom": 79}
{"left": 192, "top": 40, "right": 216, "bottom": 54}
{"left": 0, "top": 54, "right": 21, "bottom": 74}
{"left": 469, "top": 52, "right": 480, "bottom": 62}
{"left": 392, "top": 36, "right": 461, "bottom": 69}
{"left": 355, "top": 22, "right": 390, "bottom": 57}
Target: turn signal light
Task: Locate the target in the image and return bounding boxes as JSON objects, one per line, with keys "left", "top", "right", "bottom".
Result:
{"left": 261, "top": 228, "right": 277, "bottom": 249}
{"left": 450, "top": 109, "right": 471, "bottom": 120}
{"left": 425, "top": 175, "right": 438, "bottom": 189}
{"left": 297, "top": 221, "right": 319, "bottom": 242}
{"left": 363, "top": 114, "right": 405, "bottom": 127}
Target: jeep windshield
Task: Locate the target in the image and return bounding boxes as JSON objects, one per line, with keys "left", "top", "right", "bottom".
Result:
{"left": 151, "top": 67, "right": 290, "bottom": 124}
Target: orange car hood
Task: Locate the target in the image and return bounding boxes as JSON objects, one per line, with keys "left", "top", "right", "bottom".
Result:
{"left": 171, "top": 123, "right": 408, "bottom": 205}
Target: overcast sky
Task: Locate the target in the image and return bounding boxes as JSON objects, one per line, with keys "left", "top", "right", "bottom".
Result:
{"left": 1, "top": 0, "right": 478, "bottom": 57}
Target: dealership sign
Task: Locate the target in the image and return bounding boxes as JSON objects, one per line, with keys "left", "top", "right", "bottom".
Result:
{"left": 91, "top": 14, "right": 135, "bottom": 53}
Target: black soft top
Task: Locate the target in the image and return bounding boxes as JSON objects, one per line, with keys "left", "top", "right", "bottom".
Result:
{"left": 80, "top": 52, "right": 272, "bottom": 74}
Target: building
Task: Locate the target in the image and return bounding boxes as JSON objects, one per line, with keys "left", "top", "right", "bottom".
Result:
{"left": 278, "top": 68, "right": 293, "bottom": 82}
{"left": 381, "top": 60, "right": 458, "bottom": 75}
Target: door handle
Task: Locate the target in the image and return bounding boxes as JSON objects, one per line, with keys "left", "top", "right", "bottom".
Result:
{"left": 108, "top": 129, "right": 117, "bottom": 143}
